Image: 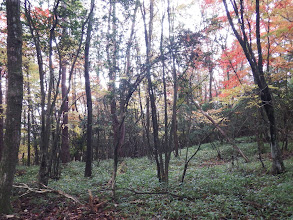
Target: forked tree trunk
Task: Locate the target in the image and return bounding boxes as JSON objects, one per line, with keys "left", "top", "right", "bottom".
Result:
{"left": 141, "top": 0, "right": 168, "bottom": 183}
{"left": 25, "top": 0, "right": 61, "bottom": 186}
{"left": 25, "top": 0, "right": 46, "bottom": 183}
{"left": 223, "top": 0, "right": 284, "bottom": 174}
{"left": 0, "top": 0, "right": 23, "bottom": 213}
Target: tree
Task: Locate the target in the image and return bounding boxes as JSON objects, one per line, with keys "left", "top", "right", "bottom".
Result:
{"left": 25, "top": 0, "right": 88, "bottom": 182}
{"left": 141, "top": 0, "right": 170, "bottom": 183}
{"left": 60, "top": 60, "right": 70, "bottom": 163}
{"left": 0, "top": 0, "right": 23, "bottom": 213}
{"left": 84, "top": 0, "right": 95, "bottom": 178}
{"left": 26, "top": 69, "right": 31, "bottom": 166}
{"left": 24, "top": 0, "right": 58, "bottom": 185}
{"left": 106, "top": 0, "right": 142, "bottom": 193}
{"left": 223, "top": 0, "right": 285, "bottom": 174}
{"left": 167, "top": 0, "right": 179, "bottom": 157}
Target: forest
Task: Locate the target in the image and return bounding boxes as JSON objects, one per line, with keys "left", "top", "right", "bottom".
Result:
{"left": 0, "top": 0, "right": 292, "bottom": 219}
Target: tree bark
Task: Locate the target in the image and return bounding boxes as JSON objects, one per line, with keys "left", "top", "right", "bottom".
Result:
{"left": 84, "top": 0, "right": 94, "bottom": 178}
{"left": 0, "top": 0, "right": 23, "bottom": 213}
{"left": 106, "top": 0, "right": 118, "bottom": 192}
{"left": 0, "top": 70, "right": 3, "bottom": 161}
{"left": 32, "top": 114, "right": 39, "bottom": 165}
{"left": 59, "top": 0, "right": 70, "bottom": 164}
{"left": 60, "top": 61, "right": 70, "bottom": 163}
{"left": 27, "top": 70, "right": 31, "bottom": 166}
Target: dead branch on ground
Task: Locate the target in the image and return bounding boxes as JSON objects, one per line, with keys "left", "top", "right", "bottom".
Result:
{"left": 13, "top": 183, "right": 82, "bottom": 205}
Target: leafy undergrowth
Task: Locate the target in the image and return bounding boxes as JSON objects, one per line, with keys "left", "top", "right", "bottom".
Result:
{"left": 2, "top": 138, "right": 293, "bottom": 219}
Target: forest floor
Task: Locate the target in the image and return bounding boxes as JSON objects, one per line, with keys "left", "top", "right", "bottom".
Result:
{"left": 1, "top": 137, "right": 293, "bottom": 219}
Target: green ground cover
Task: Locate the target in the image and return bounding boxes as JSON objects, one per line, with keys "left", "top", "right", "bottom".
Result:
{"left": 13, "top": 138, "right": 293, "bottom": 219}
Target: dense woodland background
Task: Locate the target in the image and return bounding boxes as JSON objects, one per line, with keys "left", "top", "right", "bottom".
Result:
{"left": 0, "top": 0, "right": 292, "bottom": 217}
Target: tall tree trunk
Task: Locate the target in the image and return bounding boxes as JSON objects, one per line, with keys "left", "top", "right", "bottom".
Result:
{"left": 223, "top": 0, "right": 284, "bottom": 174}
{"left": 0, "top": 0, "right": 23, "bottom": 213}
{"left": 106, "top": 0, "right": 118, "bottom": 193}
{"left": 39, "top": 29, "right": 54, "bottom": 186}
{"left": 27, "top": 71, "right": 31, "bottom": 166}
{"left": 60, "top": 61, "right": 70, "bottom": 163}
{"left": 59, "top": 0, "right": 70, "bottom": 164}
{"left": 141, "top": 0, "right": 164, "bottom": 182}
{"left": 161, "top": 13, "right": 171, "bottom": 184}
{"left": 25, "top": 0, "right": 46, "bottom": 177}
{"left": 0, "top": 70, "right": 3, "bottom": 161}
{"left": 167, "top": 0, "right": 179, "bottom": 157}
{"left": 161, "top": 14, "right": 168, "bottom": 159}
{"left": 84, "top": 0, "right": 94, "bottom": 178}
{"left": 25, "top": 0, "right": 60, "bottom": 185}
{"left": 39, "top": 0, "right": 62, "bottom": 185}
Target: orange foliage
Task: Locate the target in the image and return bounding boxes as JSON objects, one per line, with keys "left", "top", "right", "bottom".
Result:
{"left": 219, "top": 41, "right": 250, "bottom": 90}
{"left": 211, "top": 0, "right": 293, "bottom": 99}
{"left": 30, "top": 7, "right": 52, "bottom": 29}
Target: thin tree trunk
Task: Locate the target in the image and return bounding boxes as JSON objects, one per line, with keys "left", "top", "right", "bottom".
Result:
{"left": 161, "top": 13, "right": 168, "bottom": 159}
{"left": 24, "top": 0, "right": 48, "bottom": 184}
{"left": 60, "top": 61, "right": 70, "bottom": 163}
{"left": 146, "top": 96, "right": 151, "bottom": 157}
{"left": 24, "top": 3, "right": 46, "bottom": 149}
{"left": 209, "top": 65, "right": 213, "bottom": 102}
{"left": 0, "top": 70, "right": 3, "bottom": 161}
{"left": 142, "top": 0, "right": 164, "bottom": 182}
{"left": 167, "top": 0, "right": 179, "bottom": 157}
{"left": 106, "top": 0, "right": 119, "bottom": 194}
{"left": 161, "top": 11, "right": 171, "bottom": 184}
{"left": 25, "top": 0, "right": 62, "bottom": 186}
{"left": 27, "top": 71, "right": 31, "bottom": 166}
{"left": 59, "top": 1, "right": 70, "bottom": 164}
{"left": 0, "top": 0, "right": 23, "bottom": 213}
{"left": 32, "top": 114, "right": 39, "bottom": 165}
{"left": 84, "top": 0, "right": 95, "bottom": 178}
{"left": 39, "top": 26, "right": 55, "bottom": 186}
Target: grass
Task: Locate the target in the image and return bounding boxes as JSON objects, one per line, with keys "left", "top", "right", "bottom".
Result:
{"left": 14, "top": 138, "right": 293, "bottom": 219}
